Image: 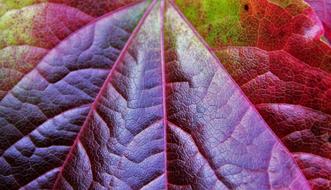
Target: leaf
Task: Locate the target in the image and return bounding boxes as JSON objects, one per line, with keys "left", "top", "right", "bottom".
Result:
{"left": 0, "top": 0, "right": 138, "bottom": 17}
{"left": 0, "top": 2, "right": 94, "bottom": 101}
{"left": 175, "top": 0, "right": 331, "bottom": 189}
{"left": 0, "top": 1, "right": 140, "bottom": 105}
{"left": 304, "top": 0, "right": 331, "bottom": 42}
{"left": 0, "top": 0, "right": 310, "bottom": 189}
{"left": 0, "top": 1, "right": 149, "bottom": 188}
{"left": 0, "top": 3, "right": 94, "bottom": 49}
{"left": 48, "top": 0, "right": 143, "bottom": 17}
{"left": 0, "top": 46, "right": 48, "bottom": 99}
{"left": 295, "top": 153, "right": 331, "bottom": 190}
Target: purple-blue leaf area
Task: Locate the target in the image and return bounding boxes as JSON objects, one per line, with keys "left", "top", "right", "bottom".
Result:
{"left": 0, "top": 1, "right": 149, "bottom": 189}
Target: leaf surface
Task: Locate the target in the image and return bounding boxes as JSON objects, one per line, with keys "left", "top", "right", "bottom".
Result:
{"left": 0, "top": 1, "right": 142, "bottom": 103}
{"left": 0, "top": 3, "right": 93, "bottom": 49}
{"left": 0, "top": 1, "right": 149, "bottom": 188}
{"left": 175, "top": 0, "right": 331, "bottom": 189}
{"left": 305, "top": 0, "right": 331, "bottom": 42}
{"left": 0, "top": 46, "right": 48, "bottom": 99}
{"left": 0, "top": 0, "right": 138, "bottom": 17}
{"left": 0, "top": 0, "right": 311, "bottom": 189}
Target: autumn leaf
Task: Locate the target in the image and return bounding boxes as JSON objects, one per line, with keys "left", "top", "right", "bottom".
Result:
{"left": 0, "top": 0, "right": 329, "bottom": 189}
{"left": 176, "top": 0, "right": 331, "bottom": 189}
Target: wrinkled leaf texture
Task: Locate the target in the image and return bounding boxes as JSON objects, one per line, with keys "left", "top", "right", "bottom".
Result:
{"left": 0, "top": 0, "right": 329, "bottom": 190}
{"left": 175, "top": 0, "right": 331, "bottom": 189}
{"left": 305, "top": 0, "right": 331, "bottom": 42}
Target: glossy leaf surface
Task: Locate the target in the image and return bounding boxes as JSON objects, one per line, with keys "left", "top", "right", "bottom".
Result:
{"left": 0, "top": 0, "right": 329, "bottom": 189}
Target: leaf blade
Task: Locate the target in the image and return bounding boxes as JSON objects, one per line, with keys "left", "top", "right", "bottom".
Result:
{"left": 0, "top": 1, "right": 149, "bottom": 188}
{"left": 0, "top": 0, "right": 315, "bottom": 189}
{"left": 175, "top": 1, "right": 331, "bottom": 188}
{"left": 165, "top": 2, "right": 310, "bottom": 189}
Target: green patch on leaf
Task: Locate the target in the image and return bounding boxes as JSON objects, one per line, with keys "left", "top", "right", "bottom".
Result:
{"left": 0, "top": 6, "right": 39, "bottom": 47}
{"left": 0, "top": 0, "right": 47, "bottom": 16}
{"left": 175, "top": 0, "right": 243, "bottom": 46}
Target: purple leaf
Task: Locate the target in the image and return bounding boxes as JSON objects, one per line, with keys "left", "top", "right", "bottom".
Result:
{"left": 0, "top": 0, "right": 311, "bottom": 189}
{"left": 0, "top": 1, "right": 149, "bottom": 188}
